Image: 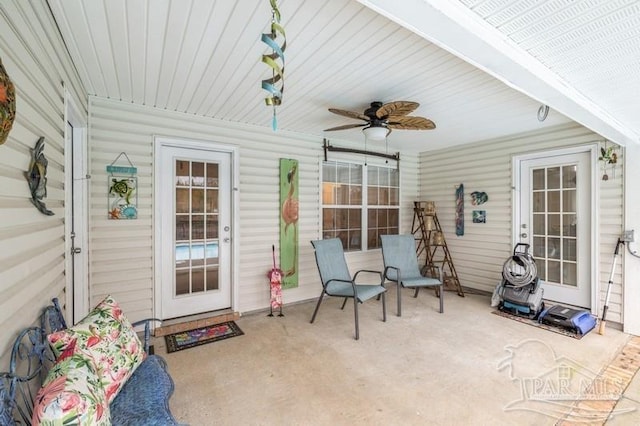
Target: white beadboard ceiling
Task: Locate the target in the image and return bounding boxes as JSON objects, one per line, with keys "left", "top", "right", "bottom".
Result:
{"left": 47, "top": 0, "right": 640, "bottom": 152}
{"left": 455, "top": 0, "right": 640, "bottom": 144}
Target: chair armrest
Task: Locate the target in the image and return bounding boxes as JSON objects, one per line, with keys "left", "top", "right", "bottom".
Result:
{"left": 422, "top": 265, "right": 443, "bottom": 282}
{"left": 383, "top": 265, "right": 400, "bottom": 281}
{"left": 352, "top": 269, "right": 383, "bottom": 284}
{"left": 324, "top": 278, "right": 360, "bottom": 297}
{"left": 131, "top": 318, "right": 162, "bottom": 355}
{"left": 325, "top": 278, "right": 354, "bottom": 286}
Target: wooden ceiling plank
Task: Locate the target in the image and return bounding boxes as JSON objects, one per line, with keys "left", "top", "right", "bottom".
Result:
{"left": 164, "top": 0, "right": 217, "bottom": 111}
{"left": 142, "top": 0, "right": 171, "bottom": 107}
{"left": 182, "top": 1, "right": 256, "bottom": 115}
{"left": 103, "top": 0, "right": 131, "bottom": 101}
{"left": 152, "top": 0, "right": 196, "bottom": 109}
{"left": 49, "top": 0, "right": 106, "bottom": 97}
{"left": 125, "top": 0, "right": 149, "bottom": 105}
{"left": 174, "top": 0, "right": 237, "bottom": 113}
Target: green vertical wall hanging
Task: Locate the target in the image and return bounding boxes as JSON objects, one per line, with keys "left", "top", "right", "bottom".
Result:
{"left": 279, "top": 158, "right": 298, "bottom": 289}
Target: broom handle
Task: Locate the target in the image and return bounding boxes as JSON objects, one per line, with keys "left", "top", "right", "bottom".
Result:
{"left": 599, "top": 239, "right": 622, "bottom": 335}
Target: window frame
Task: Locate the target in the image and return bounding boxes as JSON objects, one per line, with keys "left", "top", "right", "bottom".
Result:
{"left": 320, "top": 159, "right": 400, "bottom": 252}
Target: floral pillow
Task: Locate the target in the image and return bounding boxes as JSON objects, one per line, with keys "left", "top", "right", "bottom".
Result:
{"left": 47, "top": 295, "right": 146, "bottom": 403}
{"left": 32, "top": 352, "right": 110, "bottom": 425}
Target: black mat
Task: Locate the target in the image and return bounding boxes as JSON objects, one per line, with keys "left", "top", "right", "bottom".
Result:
{"left": 164, "top": 321, "right": 244, "bottom": 353}
{"left": 492, "top": 309, "right": 587, "bottom": 339}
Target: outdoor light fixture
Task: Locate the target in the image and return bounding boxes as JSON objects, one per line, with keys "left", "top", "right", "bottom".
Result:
{"left": 362, "top": 125, "right": 389, "bottom": 141}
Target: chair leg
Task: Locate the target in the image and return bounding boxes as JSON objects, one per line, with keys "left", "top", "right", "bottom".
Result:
{"left": 341, "top": 297, "right": 348, "bottom": 310}
{"left": 439, "top": 284, "right": 444, "bottom": 313}
{"left": 413, "top": 287, "right": 420, "bottom": 298}
{"left": 310, "top": 292, "right": 325, "bottom": 324}
{"left": 397, "top": 283, "right": 402, "bottom": 317}
{"left": 353, "top": 298, "right": 360, "bottom": 340}
{"left": 381, "top": 292, "right": 387, "bottom": 322}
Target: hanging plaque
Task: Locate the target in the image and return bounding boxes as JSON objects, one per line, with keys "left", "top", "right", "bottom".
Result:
{"left": 107, "top": 153, "right": 138, "bottom": 219}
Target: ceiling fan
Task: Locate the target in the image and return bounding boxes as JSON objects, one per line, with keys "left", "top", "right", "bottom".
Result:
{"left": 324, "top": 101, "right": 435, "bottom": 140}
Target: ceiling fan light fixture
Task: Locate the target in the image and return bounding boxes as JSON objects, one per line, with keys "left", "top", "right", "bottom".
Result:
{"left": 363, "top": 125, "right": 389, "bottom": 141}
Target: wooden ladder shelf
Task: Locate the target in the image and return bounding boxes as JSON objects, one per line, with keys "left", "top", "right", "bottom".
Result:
{"left": 412, "top": 201, "right": 465, "bottom": 297}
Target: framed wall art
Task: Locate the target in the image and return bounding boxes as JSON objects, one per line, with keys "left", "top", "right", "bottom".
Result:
{"left": 107, "top": 153, "right": 138, "bottom": 220}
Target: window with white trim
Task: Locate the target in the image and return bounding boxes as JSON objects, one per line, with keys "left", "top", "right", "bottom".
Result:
{"left": 322, "top": 161, "right": 399, "bottom": 251}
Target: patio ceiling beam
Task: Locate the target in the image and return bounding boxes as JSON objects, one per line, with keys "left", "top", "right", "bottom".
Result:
{"left": 358, "top": 0, "right": 639, "bottom": 146}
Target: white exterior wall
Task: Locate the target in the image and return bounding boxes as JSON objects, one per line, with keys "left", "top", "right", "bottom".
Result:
{"left": 88, "top": 97, "right": 419, "bottom": 322}
{"left": 418, "top": 123, "right": 625, "bottom": 324}
{"left": 0, "top": 0, "right": 86, "bottom": 363}
{"left": 623, "top": 143, "right": 640, "bottom": 335}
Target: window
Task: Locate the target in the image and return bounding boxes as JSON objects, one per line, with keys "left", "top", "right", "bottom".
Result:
{"left": 322, "top": 161, "right": 399, "bottom": 251}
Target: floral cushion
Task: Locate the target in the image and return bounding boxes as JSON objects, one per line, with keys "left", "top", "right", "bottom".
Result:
{"left": 47, "top": 295, "right": 146, "bottom": 403}
{"left": 32, "top": 353, "right": 110, "bottom": 425}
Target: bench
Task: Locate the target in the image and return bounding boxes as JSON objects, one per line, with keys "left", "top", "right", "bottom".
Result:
{"left": 0, "top": 297, "right": 180, "bottom": 425}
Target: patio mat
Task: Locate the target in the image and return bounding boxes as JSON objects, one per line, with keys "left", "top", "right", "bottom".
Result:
{"left": 165, "top": 321, "right": 244, "bottom": 353}
{"left": 492, "top": 309, "right": 586, "bottom": 339}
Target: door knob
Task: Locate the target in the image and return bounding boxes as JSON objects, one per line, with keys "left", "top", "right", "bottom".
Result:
{"left": 520, "top": 233, "right": 528, "bottom": 238}
{"left": 71, "top": 247, "right": 81, "bottom": 254}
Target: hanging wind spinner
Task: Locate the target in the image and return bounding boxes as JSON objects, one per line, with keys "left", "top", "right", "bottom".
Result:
{"left": 261, "top": 0, "right": 286, "bottom": 131}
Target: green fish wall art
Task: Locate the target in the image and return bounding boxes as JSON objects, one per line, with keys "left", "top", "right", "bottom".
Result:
{"left": 26, "top": 137, "right": 54, "bottom": 215}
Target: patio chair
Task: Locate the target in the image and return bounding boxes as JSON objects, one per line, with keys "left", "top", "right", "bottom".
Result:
{"left": 380, "top": 234, "right": 444, "bottom": 317}
{"left": 310, "top": 238, "right": 387, "bottom": 340}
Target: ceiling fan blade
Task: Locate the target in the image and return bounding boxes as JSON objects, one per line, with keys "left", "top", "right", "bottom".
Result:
{"left": 324, "top": 123, "right": 368, "bottom": 132}
{"left": 376, "top": 101, "right": 419, "bottom": 119}
{"left": 328, "top": 108, "right": 369, "bottom": 122}
{"left": 387, "top": 116, "right": 436, "bottom": 130}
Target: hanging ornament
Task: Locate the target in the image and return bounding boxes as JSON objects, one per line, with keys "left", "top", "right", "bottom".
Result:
{"left": 599, "top": 140, "right": 618, "bottom": 181}
{"left": 261, "top": 0, "right": 286, "bottom": 131}
{"left": 0, "top": 57, "right": 17, "bottom": 145}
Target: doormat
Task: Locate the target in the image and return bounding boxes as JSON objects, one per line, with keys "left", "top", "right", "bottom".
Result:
{"left": 492, "top": 310, "right": 586, "bottom": 339}
{"left": 164, "top": 321, "right": 244, "bottom": 353}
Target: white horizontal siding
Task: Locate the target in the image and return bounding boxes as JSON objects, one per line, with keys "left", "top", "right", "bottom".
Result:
{"left": 419, "top": 123, "right": 624, "bottom": 323}
{"left": 0, "top": 0, "right": 86, "bottom": 364}
{"left": 88, "top": 97, "right": 419, "bottom": 321}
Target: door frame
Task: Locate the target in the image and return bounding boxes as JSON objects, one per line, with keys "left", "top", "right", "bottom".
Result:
{"left": 512, "top": 144, "right": 600, "bottom": 312}
{"left": 153, "top": 136, "right": 240, "bottom": 319}
{"left": 64, "top": 89, "right": 89, "bottom": 324}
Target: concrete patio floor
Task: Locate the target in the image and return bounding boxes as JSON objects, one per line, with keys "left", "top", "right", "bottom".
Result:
{"left": 155, "top": 290, "right": 640, "bottom": 425}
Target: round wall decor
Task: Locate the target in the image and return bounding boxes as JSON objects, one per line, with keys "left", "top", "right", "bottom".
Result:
{"left": 0, "top": 58, "right": 16, "bottom": 145}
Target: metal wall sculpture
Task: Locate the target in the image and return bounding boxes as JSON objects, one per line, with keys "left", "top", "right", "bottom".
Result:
{"left": 279, "top": 158, "right": 298, "bottom": 289}
{"left": 0, "top": 57, "right": 16, "bottom": 145}
{"left": 25, "top": 137, "right": 54, "bottom": 215}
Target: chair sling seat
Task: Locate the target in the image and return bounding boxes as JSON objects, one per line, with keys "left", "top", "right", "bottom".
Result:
{"left": 325, "top": 281, "right": 386, "bottom": 302}
{"left": 310, "top": 238, "right": 387, "bottom": 340}
{"left": 400, "top": 276, "right": 441, "bottom": 288}
{"left": 381, "top": 234, "right": 444, "bottom": 316}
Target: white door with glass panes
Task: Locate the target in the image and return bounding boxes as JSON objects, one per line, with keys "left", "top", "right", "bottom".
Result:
{"left": 157, "top": 142, "right": 232, "bottom": 319}
{"left": 516, "top": 150, "right": 592, "bottom": 308}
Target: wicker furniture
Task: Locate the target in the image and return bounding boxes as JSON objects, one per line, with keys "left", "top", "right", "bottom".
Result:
{"left": 0, "top": 298, "right": 180, "bottom": 425}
